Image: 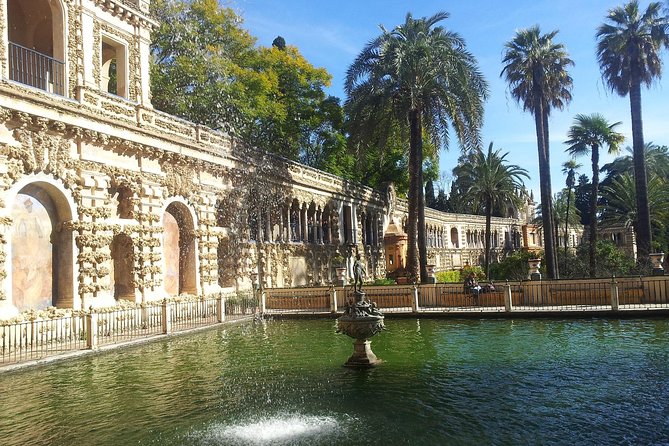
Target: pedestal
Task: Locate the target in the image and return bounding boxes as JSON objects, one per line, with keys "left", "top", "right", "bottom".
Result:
{"left": 344, "top": 339, "right": 382, "bottom": 368}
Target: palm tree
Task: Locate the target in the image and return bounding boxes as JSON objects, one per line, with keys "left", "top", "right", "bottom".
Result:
{"left": 596, "top": 1, "right": 669, "bottom": 264}
{"left": 600, "top": 172, "right": 669, "bottom": 239}
{"left": 561, "top": 159, "right": 581, "bottom": 257}
{"left": 345, "top": 11, "right": 488, "bottom": 283}
{"left": 459, "top": 143, "right": 529, "bottom": 278}
{"left": 501, "top": 26, "right": 574, "bottom": 279}
{"left": 565, "top": 114, "right": 625, "bottom": 277}
{"left": 602, "top": 143, "right": 669, "bottom": 180}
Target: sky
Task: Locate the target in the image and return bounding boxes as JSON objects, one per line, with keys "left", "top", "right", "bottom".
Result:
{"left": 232, "top": 0, "right": 669, "bottom": 198}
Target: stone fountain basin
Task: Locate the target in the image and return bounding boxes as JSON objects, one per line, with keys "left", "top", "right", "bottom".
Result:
{"left": 337, "top": 315, "right": 385, "bottom": 340}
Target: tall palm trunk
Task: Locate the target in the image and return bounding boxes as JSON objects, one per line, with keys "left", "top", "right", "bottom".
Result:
{"left": 534, "top": 95, "right": 557, "bottom": 279}
{"left": 629, "top": 66, "right": 652, "bottom": 263}
{"left": 406, "top": 109, "right": 421, "bottom": 283}
{"left": 410, "top": 109, "right": 429, "bottom": 283}
{"left": 484, "top": 195, "right": 492, "bottom": 278}
{"left": 588, "top": 146, "right": 600, "bottom": 277}
{"left": 564, "top": 185, "right": 573, "bottom": 258}
{"left": 542, "top": 110, "right": 559, "bottom": 278}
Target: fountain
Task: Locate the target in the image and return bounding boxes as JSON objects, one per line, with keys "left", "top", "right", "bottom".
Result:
{"left": 336, "top": 254, "right": 385, "bottom": 367}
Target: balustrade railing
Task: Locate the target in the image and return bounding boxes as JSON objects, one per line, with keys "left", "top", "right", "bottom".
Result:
{"left": 263, "top": 275, "right": 669, "bottom": 314}
{"left": 1, "top": 294, "right": 254, "bottom": 367}
{"left": 8, "top": 42, "right": 65, "bottom": 96}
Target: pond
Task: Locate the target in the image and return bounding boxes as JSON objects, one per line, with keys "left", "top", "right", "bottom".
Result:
{"left": 1, "top": 317, "right": 668, "bottom": 445}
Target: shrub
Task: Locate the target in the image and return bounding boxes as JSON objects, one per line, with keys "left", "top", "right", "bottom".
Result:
{"left": 460, "top": 265, "right": 486, "bottom": 281}
{"left": 489, "top": 250, "right": 543, "bottom": 281}
{"left": 436, "top": 270, "right": 460, "bottom": 283}
{"left": 370, "top": 278, "right": 396, "bottom": 286}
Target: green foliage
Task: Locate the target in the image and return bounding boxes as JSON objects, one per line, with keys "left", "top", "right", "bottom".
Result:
{"left": 489, "top": 250, "right": 541, "bottom": 281}
{"left": 554, "top": 241, "right": 637, "bottom": 278}
{"left": 345, "top": 11, "right": 488, "bottom": 282}
{"left": 370, "top": 278, "right": 397, "bottom": 286}
{"left": 436, "top": 266, "right": 486, "bottom": 283}
{"left": 150, "top": 0, "right": 346, "bottom": 166}
{"left": 460, "top": 265, "right": 486, "bottom": 281}
{"left": 435, "top": 270, "right": 461, "bottom": 283}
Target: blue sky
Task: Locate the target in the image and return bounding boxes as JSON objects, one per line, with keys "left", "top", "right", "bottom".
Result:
{"left": 234, "top": 0, "right": 668, "bottom": 197}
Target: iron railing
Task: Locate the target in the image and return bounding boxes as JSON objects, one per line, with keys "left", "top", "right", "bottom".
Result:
{"left": 1, "top": 314, "right": 87, "bottom": 364}
{"left": 8, "top": 42, "right": 65, "bottom": 96}
{"left": 0, "top": 295, "right": 254, "bottom": 367}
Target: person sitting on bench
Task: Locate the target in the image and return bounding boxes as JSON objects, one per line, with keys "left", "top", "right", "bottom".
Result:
{"left": 464, "top": 272, "right": 482, "bottom": 303}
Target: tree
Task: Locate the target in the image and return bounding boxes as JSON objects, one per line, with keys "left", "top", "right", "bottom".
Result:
{"left": 425, "top": 180, "right": 436, "bottom": 208}
{"left": 600, "top": 172, "right": 669, "bottom": 243}
{"left": 150, "top": 0, "right": 346, "bottom": 165}
{"left": 458, "top": 143, "right": 529, "bottom": 278}
{"left": 345, "top": 11, "right": 488, "bottom": 283}
{"left": 596, "top": 0, "right": 669, "bottom": 263}
{"left": 574, "top": 174, "right": 592, "bottom": 226}
{"left": 565, "top": 114, "right": 624, "bottom": 277}
{"left": 501, "top": 26, "right": 574, "bottom": 279}
{"left": 561, "top": 159, "right": 581, "bottom": 257}
{"left": 150, "top": 0, "right": 257, "bottom": 133}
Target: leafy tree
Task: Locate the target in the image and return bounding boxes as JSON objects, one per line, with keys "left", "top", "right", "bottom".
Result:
{"left": 574, "top": 174, "right": 592, "bottom": 226}
{"left": 245, "top": 44, "right": 336, "bottom": 160}
{"left": 501, "top": 26, "right": 574, "bottom": 279}
{"left": 576, "top": 241, "right": 636, "bottom": 278}
{"left": 272, "top": 36, "right": 286, "bottom": 50}
{"left": 561, "top": 159, "right": 581, "bottom": 256}
{"left": 596, "top": 0, "right": 669, "bottom": 263}
{"left": 565, "top": 114, "right": 625, "bottom": 277}
{"left": 425, "top": 180, "right": 436, "bottom": 208}
{"left": 489, "top": 249, "right": 542, "bottom": 281}
{"left": 150, "top": 0, "right": 346, "bottom": 166}
{"left": 433, "top": 188, "right": 450, "bottom": 212}
{"left": 150, "top": 0, "right": 257, "bottom": 132}
{"left": 457, "top": 143, "right": 529, "bottom": 277}
{"left": 345, "top": 11, "right": 488, "bottom": 283}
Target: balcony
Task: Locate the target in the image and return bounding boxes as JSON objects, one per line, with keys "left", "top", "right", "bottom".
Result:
{"left": 8, "top": 42, "right": 65, "bottom": 96}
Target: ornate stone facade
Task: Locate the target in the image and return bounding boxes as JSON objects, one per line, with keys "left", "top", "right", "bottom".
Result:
{"left": 0, "top": 0, "right": 537, "bottom": 319}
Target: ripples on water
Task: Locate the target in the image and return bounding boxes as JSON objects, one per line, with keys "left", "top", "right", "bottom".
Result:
{"left": 0, "top": 318, "right": 668, "bottom": 445}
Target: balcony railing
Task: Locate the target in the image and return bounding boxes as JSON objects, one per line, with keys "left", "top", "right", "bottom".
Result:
{"left": 8, "top": 42, "right": 65, "bottom": 96}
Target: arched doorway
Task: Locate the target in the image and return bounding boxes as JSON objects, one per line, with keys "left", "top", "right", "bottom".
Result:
{"left": 110, "top": 233, "right": 135, "bottom": 301}
{"left": 10, "top": 182, "right": 74, "bottom": 311}
{"left": 163, "top": 202, "right": 197, "bottom": 295}
{"left": 7, "top": 0, "right": 66, "bottom": 95}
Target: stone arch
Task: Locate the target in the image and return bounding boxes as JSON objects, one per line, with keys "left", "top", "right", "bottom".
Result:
{"left": 163, "top": 200, "right": 198, "bottom": 295}
{"left": 7, "top": 0, "right": 67, "bottom": 95}
{"left": 110, "top": 233, "right": 135, "bottom": 301}
{"left": 451, "top": 227, "right": 459, "bottom": 249}
{"left": 322, "top": 204, "right": 332, "bottom": 244}
{"left": 8, "top": 179, "right": 75, "bottom": 311}
{"left": 289, "top": 199, "right": 300, "bottom": 242}
{"left": 307, "top": 201, "right": 316, "bottom": 243}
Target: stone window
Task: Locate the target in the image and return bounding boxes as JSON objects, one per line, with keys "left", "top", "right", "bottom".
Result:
{"left": 101, "top": 35, "right": 128, "bottom": 98}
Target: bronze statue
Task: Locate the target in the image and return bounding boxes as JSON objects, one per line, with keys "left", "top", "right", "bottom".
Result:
{"left": 353, "top": 253, "right": 366, "bottom": 292}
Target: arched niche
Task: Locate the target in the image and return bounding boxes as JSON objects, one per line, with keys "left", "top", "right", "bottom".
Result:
{"left": 10, "top": 182, "right": 74, "bottom": 311}
{"left": 110, "top": 233, "right": 135, "bottom": 301}
{"left": 163, "top": 201, "right": 197, "bottom": 295}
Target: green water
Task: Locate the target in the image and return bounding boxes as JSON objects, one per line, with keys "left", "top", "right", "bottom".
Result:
{"left": 1, "top": 317, "right": 668, "bottom": 445}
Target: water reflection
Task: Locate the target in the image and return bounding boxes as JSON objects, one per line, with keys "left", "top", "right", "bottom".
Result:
{"left": 0, "top": 318, "right": 668, "bottom": 445}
